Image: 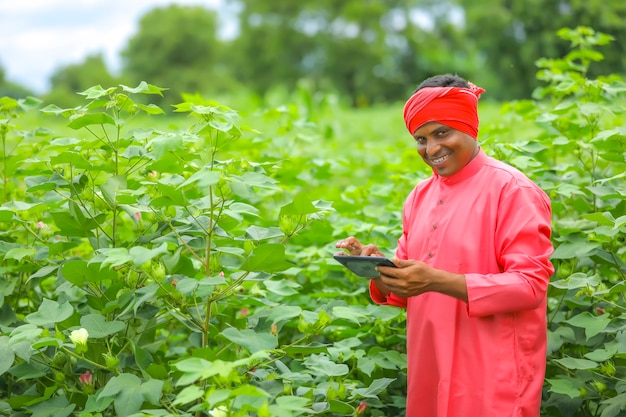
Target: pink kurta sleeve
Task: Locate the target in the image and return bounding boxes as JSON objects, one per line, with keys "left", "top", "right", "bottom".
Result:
{"left": 369, "top": 279, "right": 408, "bottom": 308}
{"left": 465, "top": 183, "right": 554, "bottom": 317}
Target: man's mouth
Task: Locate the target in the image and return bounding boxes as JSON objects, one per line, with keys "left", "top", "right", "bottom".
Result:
{"left": 431, "top": 154, "right": 450, "bottom": 164}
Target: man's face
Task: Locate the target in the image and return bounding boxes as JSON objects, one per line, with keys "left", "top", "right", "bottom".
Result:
{"left": 413, "top": 122, "right": 479, "bottom": 176}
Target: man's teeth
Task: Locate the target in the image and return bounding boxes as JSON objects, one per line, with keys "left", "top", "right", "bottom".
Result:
{"left": 433, "top": 154, "right": 450, "bottom": 163}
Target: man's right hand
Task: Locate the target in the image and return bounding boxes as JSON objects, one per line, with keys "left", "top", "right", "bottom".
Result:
{"left": 335, "top": 236, "right": 385, "bottom": 257}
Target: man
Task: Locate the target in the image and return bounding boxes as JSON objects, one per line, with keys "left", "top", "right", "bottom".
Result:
{"left": 336, "top": 74, "right": 554, "bottom": 417}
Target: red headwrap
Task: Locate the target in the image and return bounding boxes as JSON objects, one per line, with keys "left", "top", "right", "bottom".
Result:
{"left": 403, "top": 82, "right": 485, "bottom": 139}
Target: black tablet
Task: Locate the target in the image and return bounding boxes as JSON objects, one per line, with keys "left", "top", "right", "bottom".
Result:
{"left": 333, "top": 255, "right": 397, "bottom": 278}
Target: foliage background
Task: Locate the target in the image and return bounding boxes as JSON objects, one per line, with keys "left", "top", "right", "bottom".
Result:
{"left": 2, "top": 1, "right": 626, "bottom": 107}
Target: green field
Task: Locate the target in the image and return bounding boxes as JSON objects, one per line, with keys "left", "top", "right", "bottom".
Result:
{"left": 1, "top": 42, "right": 626, "bottom": 417}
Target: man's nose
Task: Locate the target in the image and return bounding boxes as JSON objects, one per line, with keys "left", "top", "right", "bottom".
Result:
{"left": 426, "top": 140, "right": 440, "bottom": 156}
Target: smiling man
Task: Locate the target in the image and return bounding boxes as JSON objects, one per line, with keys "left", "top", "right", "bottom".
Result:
{"left": 336, "top": 74, "right": 554, "bottom": 417}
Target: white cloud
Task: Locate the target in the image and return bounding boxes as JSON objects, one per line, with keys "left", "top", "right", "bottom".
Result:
{"left": 0, "top": 0, "right": 223, "bottom": 94}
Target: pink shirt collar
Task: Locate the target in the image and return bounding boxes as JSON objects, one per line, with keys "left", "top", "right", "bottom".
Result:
{"left": 433, "top": 147, "right": 487, "bottom": 186}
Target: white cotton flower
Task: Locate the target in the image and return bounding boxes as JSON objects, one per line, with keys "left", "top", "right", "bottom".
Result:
{"left": 69, "top": 328, "right": 89, "bottom": 346}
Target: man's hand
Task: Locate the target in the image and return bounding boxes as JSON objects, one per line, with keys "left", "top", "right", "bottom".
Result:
{"left": 335, "top": 236, "right": 392, "bottom": 296}
{"left": 377, "top": 258, "right": 468, "bottom": 302}
{"left": 335, "top": 236, "right": 384, "bottom": 257}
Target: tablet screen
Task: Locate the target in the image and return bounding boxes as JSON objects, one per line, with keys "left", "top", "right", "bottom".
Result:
{"left": 333, "top": 255, "right": 396, "bottom": 277}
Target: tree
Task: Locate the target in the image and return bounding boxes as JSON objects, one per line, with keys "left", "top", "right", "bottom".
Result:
{"left": 43, "top": 53, "right": 118, "bottom": 107}
{"left": 121, "top": 5, "right": 225, "bottom": 108}
{"left": 454, "top": 0, "right": 626, "bottom": 99}
{"left": 0, "top": 63, "right": 33, "bottom": 99}
{"left": 229, "top": 0, "right": 478, "bottom": 106}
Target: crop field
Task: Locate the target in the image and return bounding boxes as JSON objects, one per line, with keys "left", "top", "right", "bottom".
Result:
{"left": 1, "top": 35, "right": 625, "bottom": 417}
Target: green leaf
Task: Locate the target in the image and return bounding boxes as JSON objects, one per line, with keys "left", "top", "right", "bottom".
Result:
{"left": 172, "top": 385, "right": 204, "bottom": 406}
{"left": 0, "top": 336, "right": 15, "bottom": 376}
{"left": 367, "top": 305, "right": 403, "bottom": 321}
{"left": 25, "top": 299, "right": 73, "bottom": 326}
{"left": 139, "top": 378, "right": 163, "bottom": 405}
{"left": 303, "top": 354, "right": 349, "bottom": 377}
{"left": 134, "top": 346, "right": 154, "bottom": 372}
{"left": 233, "top": 172, "right": 279, "bottom": 189}
{"left": 600, "top": 392, "right": 626, "bottom": 417}
{"left": 350, "top": 378, "right": 396, "bottom": 399}
{"left": 99, "top": 373, "right": 144, "bottom": 417}
{"left": 264, "top": 280, "right": 300, "bottom": 296}
{"left": 83, "top": 393, "right": 114, "bottom": 413}
{"left": 554, "top": 357, "right": 598, "bottom": 370}
{"left": 4, "top": 247, "right": 36, "bottom": 261}
{"left": 0, "top": 96, "right": 19, "bottom": 110}
{"left": 80, "top": 314, "right": 125, "bottom": 338}
{"left": 29, "top": 265, "right": 59, "bottom": 281}
{"left": 61, "top": 260, "right": 117, "bottom": 285}
{"left": 97, "top": 248, "right": 133, "bottom": 268}
{"left": 0, "top": 209, "right": 13, "bottom": 222}
{"left": 175, "top": 358, "right": 245, "bottom": 386}
{"left": 244, "top": 226, "right": 283, "bottom": 241}
{"left": 550, "top": 273, "right": 601, "bottom": 289}
{"left": 9, "top": 324, "right": 43, "bottom": 345}
{"left": 50, "top": 151, "right": 94, "bottom": 169}
{"left": 266, "top": 305, "right": 302, "bottom": 323}
{"left": 581, "top": 212, "right": 616, "bottom": 227}
{"left": 31, "top": 338, "right": 64, "bottom": 350}
{"left": 272, "top": 396, "right": 311, "bottom": 411}
{"left": 546, "top": 378, "right": 581, "bottom": 399}
{"left": 221, "top": 328, "right": 277, "bottom": 353}
{"left": 136, "top": 103, "right": 165, "bottom": 114}
{"left": 121, "top": 145, "right": 148, "bottom": 159}
{"left": 24, "top": 175, "right": 58, "bottom": 192}
{"left": 26, "top": 396, "right": 75, "bottom": 417}
{"left": 614, "top": 215, "right": 626, "bottom": 230}
{"left": 565, "top": 312, "right": 612, "bottom": 340}
{"left": 179, "top": 167, "right": 220, "bottom": 188}
{"left": 584, "top": 342, "right": 618, "bottom": 362}
{"left": 50, "top": 211, "right": 100, "bottom": 237}
{"left": 99, "top": 175, "right": 127, "bottom": 206}
{"left": 332, "top": 306, "right": 368, "bottom": 324}
{"left": 78, "top": 85, "right": 117, "bottom": 99}
{"left": 9, "top": 361, "right": 47, "bottom": 380}
{"left": 129, "top": 242, "right": 169, "bottom": 266}
{"left": 328, "top": 400, "right": 355, "bottom": 413}
{"left": 174, "top": 357, "right": 212, "bottom": 373}
{"left": 551, "top": 241, "right": 601, "bottom": 259}
{"left": 40, "top": 104, "right": 80, "bottom": 116}
{"left": 284, "top": 343, "right": 330, "bottom": 356}
{"left": 279, "top": 192, "right": 319, "bottom": 216}
{"left": 68, "top": 112, "right": 116, "bottom": 129}
{"left": 120, "top": 81, "right": 167, "bottom": 96}
{"left": 241, "top": 244, "right": 293, "bottom": 273}
{"left": 148, "top": 133, "right": 184, "bottom": 160}
{"left": 99, "top": 373, "right": 141, "bottom": 397}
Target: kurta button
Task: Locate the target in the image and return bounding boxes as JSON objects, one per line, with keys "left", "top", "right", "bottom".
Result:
{"left": 428, "top": 253, "right": 433, "bottom": 257}
{"left": 432, "top": 225, "right": 437, "bottom": 230}
{"left": 439, "top": 199, "right": 444, "bottom": 204}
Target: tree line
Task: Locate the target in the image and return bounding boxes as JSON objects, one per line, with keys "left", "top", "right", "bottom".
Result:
{"left": 2, "top": 0, "right": 625, "bottom": 107}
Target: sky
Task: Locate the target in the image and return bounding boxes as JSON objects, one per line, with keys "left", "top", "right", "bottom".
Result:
{"left": 0, "top": 0, "right": 229, "bottom": 94}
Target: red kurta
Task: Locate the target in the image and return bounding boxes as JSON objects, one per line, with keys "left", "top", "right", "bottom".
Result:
{"left": 370, "top": 149, "right": 554, "bottom": 417}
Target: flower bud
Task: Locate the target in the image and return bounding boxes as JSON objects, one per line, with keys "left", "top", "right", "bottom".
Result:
{"left": 79, "top": 370, "right": 93, "bottom": 386}
{"left": 70, "top": 328, "right": 89, "bottom": 354}
{"left": 103, "top": 353, "right": 120, "bottom": 370}
{"left": 79, "top": 370, "right": 95, "bottom": 394}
